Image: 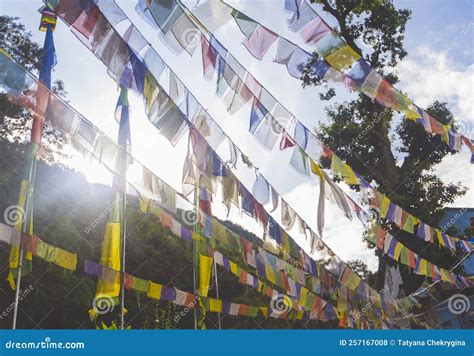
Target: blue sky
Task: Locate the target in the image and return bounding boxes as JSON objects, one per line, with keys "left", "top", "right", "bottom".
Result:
{"left": 0, "top": 0, "right": 472, "bottom": 270}
{"left": 396, "top": 0, "right": 474, "bottom": 67}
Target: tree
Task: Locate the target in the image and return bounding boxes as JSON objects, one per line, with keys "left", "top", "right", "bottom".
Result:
{"left": 302, "top": 1, "right": 467, "bottom": 290}
{"left": 347, "top": 259, "right": 374, "bottom": 282}
{"left": 0, "top": 16, "right": 67, "bottom": 163}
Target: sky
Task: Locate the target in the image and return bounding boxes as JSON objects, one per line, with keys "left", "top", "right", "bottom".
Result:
{"left": 0, "top": 0, "right": 473, "bottom": 271}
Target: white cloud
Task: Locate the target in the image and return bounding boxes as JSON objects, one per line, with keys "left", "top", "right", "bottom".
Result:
{"left": 398, "top": 46, "right": 474, "bottom": 120}
{"left": 398, "top": 47, "right": 474, "bottom": 208}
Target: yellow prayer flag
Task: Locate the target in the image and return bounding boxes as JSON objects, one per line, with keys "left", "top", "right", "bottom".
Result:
{"left": 299, "top": 287, "right": 309, "bottom": 308}
{"left": 199, "top": 254, "right": 213, "bottom": 297}
{"left": 343, "top": 163, "right": 359, "bottom": 185}
{"left": 404, "top": 109, "right": 420, "bottom": 120}
{"left": 403, "top": 215, "right": 416, "bottom": 234}
{"left": 394, "top": 242, "right": 403, "bottom": 261}
{"left": 282, "top": 231, "right": 291, "bottom": 255}
{"left": 418, "top": 259, "right": 428, "bottom": 276}
{"left": 54, "top": 249, "right": 77, "bottom": 271}
{"left": 325, "top": 45, "right": 361, "bottom": 71}
{"left": 260, "top": 307, "right": 268, "bottom": 318}
{"left": 149, "top": 201, "right": 162, "bottom": 218}
{"left": 8, "top": 179, "right": 30, "bottom": 289}
{"left": 330, "top": 155, "right": 345, "bottom": 177}
{"left": 100, "top": 222, "right": 121, "bottom": 270}
{"left": 147, "top": 281, "right": 163, "bottom": 300}
{"left": 229, "top": 261, "right": 239, "bottom": 276}
{"left": 191, "top": 232, "right": 203, "bottom": 241}
{"left": 310, "top": 160, "right": 324, "bottom": 179}
{"left": 436, "top": 230, "right": 445, "bottom": 247}
{"left": 139, "top": 196, "right": 149, "bottom": 214}
{"left": 209, "top": 298, "right": 222, "bottom": 312}
{"left": 96, "top": 222, "right": 121, "bottom": 299}
{"left": 265, "top": 265, "right": 276, "bottom": 284}
{"left": 14, "top": 179, "right": 28, "bottom": 232}
{"left": 380, "top": 195, "right": 390, "bottom": 218}
{"left": 144, "top": 72, "right": 158, "bottom": 113}
{"left": 440, "top": 269, "right": 450, "bottom": 282}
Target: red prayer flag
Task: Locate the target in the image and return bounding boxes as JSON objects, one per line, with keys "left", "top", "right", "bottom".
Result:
{"left": 280, "top": 130, "right": 296, "bottom": 150}
{"left": 375, "top": 80, "right": 397, "bottom": 109}
{"left": 201, "top": 36, "right": 218, "bottom": 80}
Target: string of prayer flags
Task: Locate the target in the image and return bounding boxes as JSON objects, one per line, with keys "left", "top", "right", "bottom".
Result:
{"left": 2, "top": 18, "right": 460, "bottom": 326}
{"left": 135, "top": 0, "right": 471, "bottom": 259}
{"left": 0, "top": 223, "right": 77, "bottom": 272}
{"left": 214, "top": 1, "right": 474, "bottom": 162}
{"left": 85, "top": 260, "right": 274, "bottom": 320}
{"left": 0, "top": 46, "right": 356, "bottom": 308}
{"left": 135, "top": 184, "right": 396, "bottom": 323}
{"left": 365, "top": 223, "right": 472, "bottom": 288}
{"left": 281, "top": 1, "right": 474, "bottom": 161}
{"left": 0, "top": 64, "right": 430, "bottom": 328}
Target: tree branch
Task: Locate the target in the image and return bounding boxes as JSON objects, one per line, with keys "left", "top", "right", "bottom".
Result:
{"left": 319, "top": 0, "right": 363, "bottom": 55}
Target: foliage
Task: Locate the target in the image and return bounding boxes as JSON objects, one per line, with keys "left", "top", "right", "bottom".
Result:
{"left": 303, "top": 1, "right": 467, "bottom": 291}
{"left": 0, "top": 16, "right": 67, "bottom": 164}
{"left": 0, "top": 142, "right": 336, "bottom": 329}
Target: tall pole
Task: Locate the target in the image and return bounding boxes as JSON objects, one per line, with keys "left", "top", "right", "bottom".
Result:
{"left": 12, "top": 148, "right": 37, "bottom": 329}
{"left": 11, "top": 9, "right": 57, "bottom": 328}
{"left": 119, "top": 187, "right": 127, "bottom": 329}
{"left": 116, "top": 86, "right": 130, "bottom": 330}
{"left": 11, "top": 8, "right": 56, "bottom": 329}
{"left": 213, "top": 258, "right": 221, "bottom": 329}
{"left": 192, "top": 179, "right": 199, "bottom": 330}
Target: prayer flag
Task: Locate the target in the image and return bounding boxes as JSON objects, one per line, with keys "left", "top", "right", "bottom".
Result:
{"left": 201, "top": 36, "right": 218, "bottom": 80}
{"left": 243, "top": 25, "right": 278, "bottom": 60}
{"left": 199, "top": 254, "right": 213, "bottom": 297}
{"left": 300, "top": 16, "right": 331, "bottom": 45}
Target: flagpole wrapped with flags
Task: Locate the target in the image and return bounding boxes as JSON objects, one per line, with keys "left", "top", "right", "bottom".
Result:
{"left": 91, "top": 86, "right": 131, "bottom": 328}
{"left": 9, "top": 5, "right": 57, "bottom": 330}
